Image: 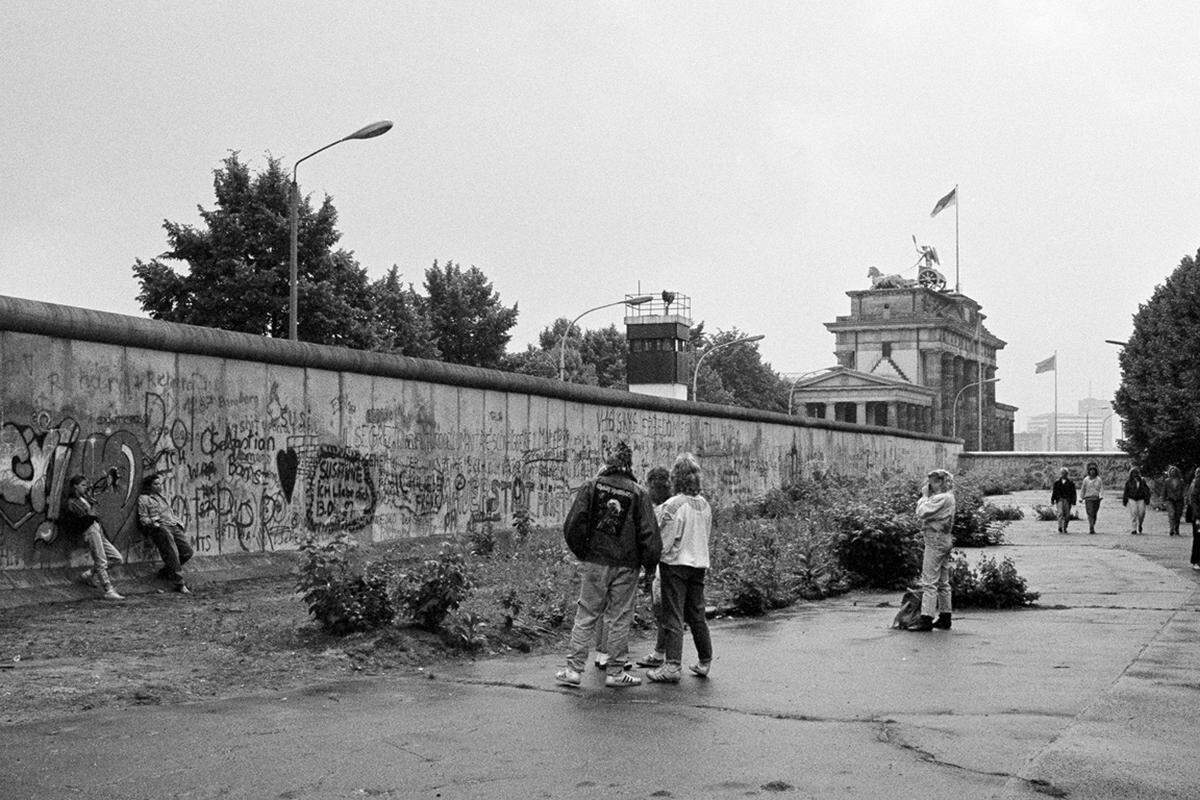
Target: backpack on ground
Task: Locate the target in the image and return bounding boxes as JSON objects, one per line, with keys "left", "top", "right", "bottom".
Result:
{"left": 892, "top": 588, "right": 923, "bottom": 629}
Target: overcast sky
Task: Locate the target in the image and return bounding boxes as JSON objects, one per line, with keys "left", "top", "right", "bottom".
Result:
{"left": 4, "top": 2, "right": 1197, "bottom": 429}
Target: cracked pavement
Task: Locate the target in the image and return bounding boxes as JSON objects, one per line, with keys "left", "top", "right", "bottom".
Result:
{"left": 3, "top": 490, "right": 1198, "bottom": 799}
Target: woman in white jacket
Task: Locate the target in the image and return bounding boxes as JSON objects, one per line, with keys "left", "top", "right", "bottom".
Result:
{"left": 910, "top": 469, "right": 957, "bottom": 632}
{"left": 646, "top": 453, "right": 713, "bottom": 682}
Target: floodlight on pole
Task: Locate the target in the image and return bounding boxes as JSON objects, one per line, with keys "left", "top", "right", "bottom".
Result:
{"left": 289, "top": 120, "right": 393, "bottom": 341}
{"left": 557, "top": 295, "right": 654, "bottom": 381}
{"left": 952, "top": 377, "right": 999, "bottom": 443}
{"left": 692, "top": 335, "right": 765, "bottom": 402}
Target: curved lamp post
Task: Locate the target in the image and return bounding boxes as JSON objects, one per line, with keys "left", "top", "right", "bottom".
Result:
{"left": 787, "top": 367, "right": 835, "bottom": 416}
{"left": 692, "top": 335, "right": 764, "bottom": 402}
{"left": 952, "top": 377, "right": 999, "bottom": 443}
{"left": 558, "top": 295, "right": 654, "bottom": 381}
{"left": 290, "top": 120, "right": 393, "bottom": 341}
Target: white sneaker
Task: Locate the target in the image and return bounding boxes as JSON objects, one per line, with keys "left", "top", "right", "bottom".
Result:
{"left": 102, "top": 588, "right": 125, "bottom": 601}
{"left": 555, "top": 667, "right": 582, "bottom": 687}
{"left": 605, "top": 672, "right": 642, "bottom": 688}
{"left": 594, "top": 652, "right": 609, "bottom": 668}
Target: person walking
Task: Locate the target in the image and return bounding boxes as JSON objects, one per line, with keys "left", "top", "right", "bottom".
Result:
{"left": 1162, "top": 466, "right": 1186, "bottom": 537}
{"left": 1121, "top": 467, "right": 1152, "bottom": 535}
{"left": 137, "top": 474, "right": 194, "bottom": 593}
{"left": 1081, "top": 462, "right": 1103, "bottom": 535}
{"left": 908, "top": 468, "right": 957, "bottom": 632}
{"left": 1187, "top": 468, "right": 1200, "bottom": 570}
{"left": 556, "top": 441, "right": 661, "bottom": 689}
{"left": 646, "top": 453, "right": 713, "bottom": 683}
{"left": 1050, "top": 467, "right": 1077, "bottom": 533}
{"left": 63, "top": 475, "right": 125, "bottom": 601}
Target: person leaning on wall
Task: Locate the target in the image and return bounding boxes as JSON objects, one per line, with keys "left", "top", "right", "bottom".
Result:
{"left": 137, "top": 473, "right": 194, "bottom": 594}
{"left": 63, "top": 475, "right": 126, "bottom": 601}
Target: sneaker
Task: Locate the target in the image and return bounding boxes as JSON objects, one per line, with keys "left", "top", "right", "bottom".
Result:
{"left": 1191, "top": 564, "right": 1200, "bottom": 571}
{"left": 646, "top": 663, "right": 682, "bottom": 683}
{"left": 102, "top": 588, "right": 125, "bottom": 601}
{"left": 636, "top": 653, "right": 665, "bottom": 668}
{"left": 554, "top": 667, "right": 582, "bottom": 687}
{"left": 605, "top": 671, "right": 642, "bottom": 688}
{"left": 594, "top": 652, "right": 609, "bottom": 668}
{"left": 176, "top": 585, "right": 191, "bottom": 594}
{"left": 690, "top": 661, "right": 711, "bottom": 678}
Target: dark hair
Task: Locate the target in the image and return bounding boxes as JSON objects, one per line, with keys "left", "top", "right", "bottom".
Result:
{"left": 671, "top": 452, "right": 701, "bottom": 496}
{"left": 141, "top": 473, "right": 163, "bottom": 491}
{"left": 1086, "top": 462, "right": 1098, "bottom": 475}
{"left": 646, "top": 467, "right": 671, "bottom": 505}
{"left": 68, "top": 474, "right": 87, "bottom": 489}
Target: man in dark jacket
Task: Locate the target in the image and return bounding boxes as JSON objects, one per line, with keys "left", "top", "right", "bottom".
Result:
{"left": 556, "top": 441, "right": 661, "bottom": 688}
{"left": 1050, "top": 467, "right": 1077, "bottom": 533}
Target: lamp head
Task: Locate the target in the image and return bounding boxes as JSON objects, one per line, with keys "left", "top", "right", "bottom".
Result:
{"left": 627, "top": 295, "right": 654, "bottom": 305}
{"left": 343, "top": 120, "right": 394, "bottom": 141}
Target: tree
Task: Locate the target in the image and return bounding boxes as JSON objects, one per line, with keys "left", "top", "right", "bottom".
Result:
{"left": 132, "top": 153, "right": 379, "bottom": 348}
{"left": 691, "top": 325, "right": 788, "bottom": 411}
{"left": 424, "top": 261, "right": 518, "bottom": 368}
{"left": 371, "top": 266, "right": 439, "bottom": 359}
{"left": 1112, "top": 249, "right": 1200, "bottom": 473}
{"left": 500, "top": 319, "right": 629, "bottom": 387}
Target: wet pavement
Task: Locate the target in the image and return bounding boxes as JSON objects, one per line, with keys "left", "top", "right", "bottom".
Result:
{"left": 2, "top": 490, "right": 1198, "bottom": 799}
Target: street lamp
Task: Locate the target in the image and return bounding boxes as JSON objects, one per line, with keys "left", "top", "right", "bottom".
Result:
{"left": 787, "top": 367, "right": 834, "bottom": 415}
{"left": 558, "top": 295, "right": 654, "bottom": 381}
{"left": 952, "top": 377, "right": 999, "bottom": 443}
{"left": 289, "top": 120, "right": 394, "bottom": 341}
{"left": 692, "top": 335, "right": 765, "bottom": 402}
{"left": 1104, "top": 339, "right": 1128, "bottom": 347}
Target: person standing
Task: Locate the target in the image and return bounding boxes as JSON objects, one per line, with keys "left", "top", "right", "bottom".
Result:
{"left": 1162, "top": 466, "right": 1186, "bottom": 537}
{"left": 646, "top": 453, "right": 713, "bottom": 683}
{"left": 1081, "top": 462, "right": 1103, "bottom": 535}
{"left": 63, "top": 475, "right": 125, "bottom": 601}
{"left": 1187, "top": 468, "right": 1200, "bottom": 570}
{"left": 1050, "top": 467, "right": 1077, "bottom": 534}
{"left": 1121, "top": 467, "right": 1152, "bottom": 535}
{"left": 909, "top": 469, "right": 957, "bottom": 632}
{"left": 556, "top": 441, "right": 661, "bottom": 689}
{"left": 137, "top": 474, "right": 194, "bottom": 593}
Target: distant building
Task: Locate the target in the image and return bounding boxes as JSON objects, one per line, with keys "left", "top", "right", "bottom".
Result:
{"left": 790, "top": 281, "right": 1016, "bottom": 449}
{"left": 1021, "top": 397, "right": 1118, "bottom": 451}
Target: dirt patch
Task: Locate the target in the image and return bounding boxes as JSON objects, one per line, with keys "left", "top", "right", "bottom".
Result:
{"left": 0, "top": 575, "right": 564, "bottom": 726}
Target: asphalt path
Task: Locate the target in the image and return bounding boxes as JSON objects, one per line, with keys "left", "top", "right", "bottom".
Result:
{"left": 2, "top": 490, "right": 1197, "bottom": 799}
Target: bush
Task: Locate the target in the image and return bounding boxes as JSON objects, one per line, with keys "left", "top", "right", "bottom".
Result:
{"left": 984, "top": 503, "right": 1024, "bottom": 521}
{"left": 711, "top": 519, "right": 793, "bottom": 615}
{"left": 296, "top": 534, "right": 395, "bottom": 635}
{"left": 949, "top": 551, "right": 1039, "bottom": 608}
{"left": 394, "top": 544, "right": 475, "bottom": 631}
{"left": 965, "top": 467, "right": 1041, "bottom": 495}
{"left": 1032, "top": 504, "right": 1077, "bottom": 521}
{"left": 829, "top": 501, "right": 922, "bottom": 589}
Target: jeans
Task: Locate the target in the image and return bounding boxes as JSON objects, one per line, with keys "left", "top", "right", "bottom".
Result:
{"left": 1084, "top": 497, "right": 1101, "bottom": 531}
{"left": 1192, "top": 524, "right": 1200, "bottom": 565}
{"left": 565, "top": 561, "right": 639, "bottom": 675}
{"left": 659, "top": 563, "right": 712, "bottom": 666}
{"left": 919, "top": 529, "right": 953, "bottom": 618}
{"left": 83, "top": 523, "right": 124, "bottom": 589}
{"left": 1127, "top": 500, "right": 1146, "bottom": 533}
{"left": 1055, "top": 499, "right": 1073, "bottom": 532}
{"left": 144, "top": 524, "right": 193, "bottom": 587}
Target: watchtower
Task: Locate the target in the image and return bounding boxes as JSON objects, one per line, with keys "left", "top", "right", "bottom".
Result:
{"left": 624, "top": 291, "right": 692, "bottom": 400}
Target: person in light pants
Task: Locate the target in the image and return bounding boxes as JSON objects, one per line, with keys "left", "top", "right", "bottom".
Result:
{"left": 909, "top": 469, "right": 957, "bottom": 632}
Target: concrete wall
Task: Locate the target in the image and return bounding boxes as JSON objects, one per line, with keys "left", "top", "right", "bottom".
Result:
{"left": 0, "top": 296, "right": 959, "bottom": 572}
{"left": 957, "top": 451, "right": 1131, "bottom": 490}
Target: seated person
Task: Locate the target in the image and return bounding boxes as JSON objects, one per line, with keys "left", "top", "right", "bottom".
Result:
{"left": 137, "top": 474, "right": 194, "bottom": 594}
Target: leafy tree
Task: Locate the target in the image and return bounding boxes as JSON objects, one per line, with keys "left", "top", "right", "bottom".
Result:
{"left": 691, "top": 325, "right": 788, "bottom": 411}
{"left": 371, "top": 266, "right": 439, "bottom": 358}
{"left": 133, "top": 153, "right": 379, "bottom": 348}
{"left": 1113, "top": 249, "right": 1200, "bottom": 473}
{"left": 424, "top": 261, "right": 518, "bottom": 368}
{"left": 501, "top": 319, "right": 629, "bottom": 387}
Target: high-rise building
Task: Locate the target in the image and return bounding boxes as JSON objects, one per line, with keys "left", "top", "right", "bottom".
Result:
{"left": 1020, "top": 397, "right": 1119, "bottom": 451}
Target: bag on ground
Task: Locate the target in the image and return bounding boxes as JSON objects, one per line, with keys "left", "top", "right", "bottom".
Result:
{"left": 892, "top": 588, "right": 923, "bottom": 629}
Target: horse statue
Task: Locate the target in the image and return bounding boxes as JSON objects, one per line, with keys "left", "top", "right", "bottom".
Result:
{"left": 868, "top": 266, "right": 915, "bottom": 289}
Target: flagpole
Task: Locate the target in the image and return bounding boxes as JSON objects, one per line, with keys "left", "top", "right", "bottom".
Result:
{"left": 954, "top": 183, "right": 960, "bottom": 293}
{"left": 1053, "top": 350, "right": 1059, "bottom": 451}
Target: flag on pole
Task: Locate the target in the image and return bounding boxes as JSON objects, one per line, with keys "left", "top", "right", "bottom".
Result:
{"left": 930, "top": 187, "right": 957, "bottom": 218}
{"left": 1034, "top": 355, "right": 1056, "bottom": 374}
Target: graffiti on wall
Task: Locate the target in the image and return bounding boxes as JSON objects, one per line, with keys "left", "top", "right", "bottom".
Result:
{"left": 0, "top": 340, "right": 953, "bottom": 572}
